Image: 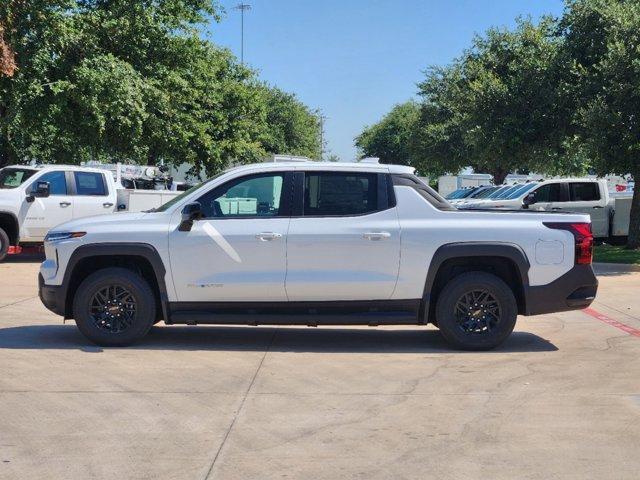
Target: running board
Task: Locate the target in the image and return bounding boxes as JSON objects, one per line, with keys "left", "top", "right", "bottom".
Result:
{"left": 167, "top": 300, "right": 421, "bottom": 326}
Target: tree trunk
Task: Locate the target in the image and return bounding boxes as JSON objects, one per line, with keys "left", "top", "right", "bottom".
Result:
{"left": 492, "top": 167, "right": 508, "bottom": 185}
{"left": 627, "top": 168, "right": 640, "bottom": 250}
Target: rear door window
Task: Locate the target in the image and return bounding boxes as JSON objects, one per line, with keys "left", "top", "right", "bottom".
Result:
{"left": 74, "top": 172, "right": 107, "bottom": 196}
{"left": 304, "top": 172, "right": 378, "bottom": 216}
{"left": 569, "top": 182, "right": 600, "bottom": 201}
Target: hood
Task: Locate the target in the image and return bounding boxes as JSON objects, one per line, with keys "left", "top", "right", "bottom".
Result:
{"left": 51, "top": 212, "right": 149, "bottom": 233}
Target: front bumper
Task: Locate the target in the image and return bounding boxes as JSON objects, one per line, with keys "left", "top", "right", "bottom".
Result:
{"left": 38, "top": 273, "right": 65, "bottom": 317}
{"left": 524, "top": 264, "right": 598, "bottom": 316}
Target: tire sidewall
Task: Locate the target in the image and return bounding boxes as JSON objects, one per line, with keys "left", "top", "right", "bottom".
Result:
{"left": 73, "top": 267, "right": 156, "bottom": 346}
{"left": 436, "top": 272, "right": 517, "bottom": 350}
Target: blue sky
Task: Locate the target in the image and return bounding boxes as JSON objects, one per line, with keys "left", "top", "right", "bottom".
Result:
{"left": 208, "top": 0, "right": 565, "bottom": 161}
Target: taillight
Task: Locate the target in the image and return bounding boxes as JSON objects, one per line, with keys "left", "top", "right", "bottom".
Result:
{"left": 543, "top": 222, "right": 593, "bottom": 265}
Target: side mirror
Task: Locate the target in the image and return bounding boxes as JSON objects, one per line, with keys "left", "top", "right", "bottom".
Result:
{"left": 27, "top": 181, "right": 50, "bottom": 202}
{"left": 178, "top": 202, "right": 203, "bottom": 232}
{"left": 522, "top": 192, "right": 537, "bottom": 208}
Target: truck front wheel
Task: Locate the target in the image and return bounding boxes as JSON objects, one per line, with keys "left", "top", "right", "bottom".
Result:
{"left": 72, "top": 267, "right": 156, "bottom": 346}
{"left": 0, "top": 227, "right": 9, "bottom": 262}
{"left": 435, "top": 272, "right": 517, "bottom": 350}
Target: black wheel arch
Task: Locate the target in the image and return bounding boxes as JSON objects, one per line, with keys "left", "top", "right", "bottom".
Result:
{"left": 422, "top": 242, "right": 531, "bottom": 324}
{"left": 0, "top": 211, "right": 20, "bottom": 245}
{"left": 62, "top": 243, "right": 169, "bottom": 322}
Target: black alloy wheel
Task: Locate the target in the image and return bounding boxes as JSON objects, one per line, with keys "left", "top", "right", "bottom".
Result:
{"left": 90, "top": 285, "right": 138, "bottom": 334}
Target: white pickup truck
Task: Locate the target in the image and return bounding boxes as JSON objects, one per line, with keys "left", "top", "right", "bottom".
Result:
{"left": 0, "top": 164, "right": 180, "bottom": 261}
{"left": 460, "top": 178, "right": 631, "bottom": 242}
{"left": 38, "top": 161, "right": 598, "bottom": 350}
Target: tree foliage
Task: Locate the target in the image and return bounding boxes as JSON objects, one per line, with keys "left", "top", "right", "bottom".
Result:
{"left": 258, "top": 86, "right": 320, "bottom": 160}
{"left": 0, "top": 1, "right": 319, "bottom": 176}
{"left": 355, "top": 101, "right": 420, "bottom": 167}
{"left": 561, "top": 0, "right": 640, "bottom": 247}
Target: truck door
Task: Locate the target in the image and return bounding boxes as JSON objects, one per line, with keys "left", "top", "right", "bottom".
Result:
{"left": 70, "top": 171, "right": 116, "bottom": 219}
{"left": 168, "top": 172, "right": 292, "bottom": 302}
{"left": 563, "top": 182, "right": 609, "bottom": 238}
{"left": 530, "top": 183, "right": 566, "bottom": 212}
{"left": 285, "top": 171, "right": 401, "bottom": 301}
{"left": 20, "top": 171, "right": 74, "bottom": 241}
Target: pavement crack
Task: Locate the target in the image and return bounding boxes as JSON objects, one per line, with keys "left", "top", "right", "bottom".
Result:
{"left": 202, "top": 327, "right": 278, "bottom": 480}
{"left": 0, "top": 296, "right": 37, "bottom": 310}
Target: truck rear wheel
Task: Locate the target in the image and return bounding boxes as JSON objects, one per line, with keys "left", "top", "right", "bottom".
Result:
{"left": 435, "top": 272, "right": 517, "bottom": 350}
{"left": 0, "top": 227, "right": 9, "bottom": 262}
{"left": 72, "top": 267, "right": 156, "bottom": 346}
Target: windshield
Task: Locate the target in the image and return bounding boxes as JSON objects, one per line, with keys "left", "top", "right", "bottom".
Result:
{"left": 505, "top": 182, "right": 538, "bottom": 199}
{"left": 446, "top": 188, "right": 474, "bottom": 199}
{"left": 485, "top": 186, "right": 510, "bottom": 199}
{"left": 0, "top": 167, "right": 37, "bottom": 189}
{"left": 473, "top": 186, "right": 499, "bottom": 199}
{"left": 492, "top": 184, "right": 522, "bottom": 199}
{"left": 152, "top": 172, "right": 224, "bottom": 212}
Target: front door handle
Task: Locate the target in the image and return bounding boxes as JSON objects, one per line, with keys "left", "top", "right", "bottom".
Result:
{"left": 255, "top": 232, "right": 282, "bottom": 241}
{"left": 103, "top": 202, "right": 114, "bottom": 208}
{"left": 59, "top": 202, "right": 71, "bottom": 208}
{"left": 551, "top": 207, "right": 562, "bottom": 211}
{"left": 363, "top": 231, "right": 391, "bottom": 241}
{"left": 592, "top": 206, "right": 603, "bottom": 209}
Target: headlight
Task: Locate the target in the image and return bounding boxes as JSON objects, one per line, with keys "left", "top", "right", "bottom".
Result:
{"left": 44, "top": 231, "right": 86, "bottom": 242}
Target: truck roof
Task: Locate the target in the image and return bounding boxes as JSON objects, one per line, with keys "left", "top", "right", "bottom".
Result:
{"left": 225, "top": 161, "right": 416, "bottom": 175}
{"left": 3, "top": 164, "right": 115, "bottom": 175}
{"left": 4, "top": 161, "right": 417, "bottom": 178}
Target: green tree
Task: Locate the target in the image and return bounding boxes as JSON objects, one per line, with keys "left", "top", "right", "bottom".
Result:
{"left": 560, "top": 0, "right": 640, "bottom": 248}
{"left": 411, "top": 17, "right": 578, "bottom": 184}
{"left": 355, "top": 101, "right": 420, "bottom": 167}
{"left": 0, "top": 1, "right": 318, "bottom": 176}
{"left": 258, "top": 86, "right": 320, "bottom": 159}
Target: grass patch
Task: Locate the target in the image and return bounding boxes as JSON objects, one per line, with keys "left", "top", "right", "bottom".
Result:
{"left": 594, "top": 244, "right": 640, "bottom": 264}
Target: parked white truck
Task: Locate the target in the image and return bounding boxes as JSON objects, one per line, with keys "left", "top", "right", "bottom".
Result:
{"left": 460, "top": 178, "right": 631, "bottom": 242}
{"left": 0, "top": 164, "right": 180, "bottom": 260}
{"left": 39, "top": 161, "right": 598, "bottom": 350}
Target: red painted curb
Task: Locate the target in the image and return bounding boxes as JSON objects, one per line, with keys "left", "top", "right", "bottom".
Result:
{"left": 582, "top": 307, "right": 640, "bottom": 338}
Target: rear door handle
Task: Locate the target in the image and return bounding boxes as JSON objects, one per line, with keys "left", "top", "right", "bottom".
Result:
{"left": 255, "top": 232, "right": 282, "bottom": 241}
{"left": 551, "top": 207, "right": 562, "bottom": 211}
{"left": 592, "top": 206, "right": 603, "bottom": 209}
{"left": 103, "top": 202, "right": 114, "bottom": 208}
{"left": 59, "top": 202, "right": 71, "bottom": 208}
{"left": 363, "top": 231, "right": 391, "bottom": 241}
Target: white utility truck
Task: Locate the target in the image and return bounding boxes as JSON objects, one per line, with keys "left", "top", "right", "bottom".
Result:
{"left": 0, "top": 164, "right": 180, "bottom": 260}
{"left": 39, "top": 161, "right": 598, "bottom": 350}
{"left": 460, "top": 178, "right": 632, "bottom": 242}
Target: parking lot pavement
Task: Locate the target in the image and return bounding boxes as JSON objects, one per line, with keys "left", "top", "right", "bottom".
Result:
{"left": 0, "top": 259, "right": 639, "bottom": 480}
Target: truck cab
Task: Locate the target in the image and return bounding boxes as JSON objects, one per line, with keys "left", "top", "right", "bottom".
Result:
{"left": 0, "top": 165, "right": 118, "bottom": 259}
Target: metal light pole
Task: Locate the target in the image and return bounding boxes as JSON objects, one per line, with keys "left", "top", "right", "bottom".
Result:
{"left": 315, "top": 109, "right": 327, "bottom": 161}
{"left": 234, "top": 3, "right": 251, "bottom": 64}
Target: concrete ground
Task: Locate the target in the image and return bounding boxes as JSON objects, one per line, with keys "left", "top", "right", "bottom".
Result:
{"left": 0, "top": 258, "right": 639, "bottom": 480}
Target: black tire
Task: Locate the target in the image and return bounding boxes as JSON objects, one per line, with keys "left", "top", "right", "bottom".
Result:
{"left": 435, "top": 272, "right": 517, "bottom": 351}
{"left": 0, "top": 227, "right": 9, "bottom": 262}
{"left": 72, "top": 267, "right": 156, "bottom": 346}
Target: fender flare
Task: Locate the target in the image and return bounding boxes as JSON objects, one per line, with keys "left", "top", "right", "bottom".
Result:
{"left": 63, "top": 243, "right": 169, "bottom": 321}
{"left": 421, "top": 242, "right": 531, "bottom": 323}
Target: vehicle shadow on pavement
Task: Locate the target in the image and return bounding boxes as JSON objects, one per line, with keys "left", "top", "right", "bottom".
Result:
{"left": 0, "top": 324, "right": 557, "bottom": 353}
{"left": 2, "top": 254, "right": 45, "bottom": 263}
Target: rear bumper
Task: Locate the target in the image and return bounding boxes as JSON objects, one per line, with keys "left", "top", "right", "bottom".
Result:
{"left": 38, "top": 273, "right": 65, "bottom": 317}
{"left": 524, "top": 264, "right": 598, "bottom": 316}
